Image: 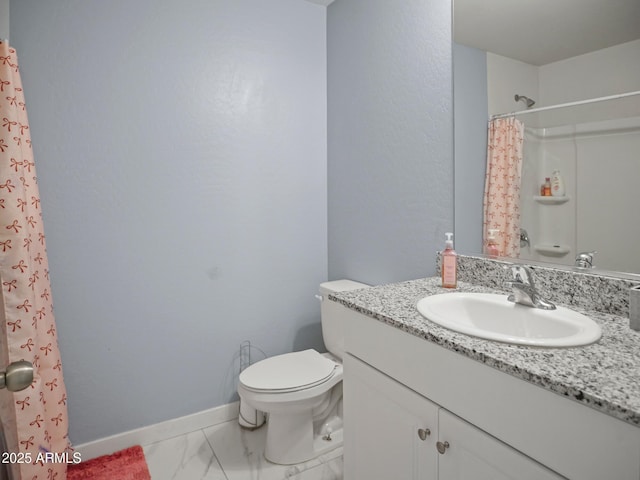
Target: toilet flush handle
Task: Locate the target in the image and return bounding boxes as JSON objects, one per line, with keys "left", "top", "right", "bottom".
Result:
{"left": 315, "top": 294, "right": 323, "bottom": 302}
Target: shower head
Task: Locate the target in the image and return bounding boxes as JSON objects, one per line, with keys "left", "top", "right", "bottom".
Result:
{"left": 515, "top": 94, "right": 535, "bottom": 108}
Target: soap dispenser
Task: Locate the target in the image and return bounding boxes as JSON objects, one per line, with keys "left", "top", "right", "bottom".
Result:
{"left": 441, "top": 232, "right": 457, "bottom": 289}
{"left": 486, "top": 229, "right": 500, "bottom": 259}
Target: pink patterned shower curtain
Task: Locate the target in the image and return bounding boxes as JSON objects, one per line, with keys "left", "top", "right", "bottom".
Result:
{"left": 483, "top": 117, "right": 524, "bottom": 258}
{"left": 0, "top": 41, "right": 70, "bottom": 479}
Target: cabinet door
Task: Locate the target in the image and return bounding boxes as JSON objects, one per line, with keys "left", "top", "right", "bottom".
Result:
{"left": 438, "top": 410, "right": 564, "bottom": 480}
{"left": 344, "top": 354, "right": 439, "bottom": 480}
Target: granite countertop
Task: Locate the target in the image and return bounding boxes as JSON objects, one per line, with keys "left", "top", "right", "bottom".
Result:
{"left": 330, "top": 277, "right": 640, "bottom": 427}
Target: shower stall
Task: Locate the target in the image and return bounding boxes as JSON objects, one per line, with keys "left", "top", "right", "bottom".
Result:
{"left": 492, "top": 90, "right": 640, "bottom": 273}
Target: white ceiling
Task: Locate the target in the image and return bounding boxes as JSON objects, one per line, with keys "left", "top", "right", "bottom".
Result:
{"left": 454, "top": 0, "right": 640, "bottom": 65}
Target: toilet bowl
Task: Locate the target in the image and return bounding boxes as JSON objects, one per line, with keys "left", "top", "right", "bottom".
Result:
{"left": 238, "top": 349, "right": 343, "bottom": 464}
{"left": 237, "top": 279, "right": 369, "bottom": 465}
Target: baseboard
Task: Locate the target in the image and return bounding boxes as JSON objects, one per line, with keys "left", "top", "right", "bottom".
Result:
{"left": 74, "top": 401, "right": 239, "bottom": 461}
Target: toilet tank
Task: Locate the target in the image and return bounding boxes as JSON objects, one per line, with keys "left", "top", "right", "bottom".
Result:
{"left": 319, "top": 279, "right": 370, "bottom": 360}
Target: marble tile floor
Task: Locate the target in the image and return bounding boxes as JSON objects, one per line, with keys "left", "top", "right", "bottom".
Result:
{"left": 142, "top": 419, "right": 343, "bottom": 480}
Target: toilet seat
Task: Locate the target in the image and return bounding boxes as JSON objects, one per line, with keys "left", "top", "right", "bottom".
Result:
{"left": 239, "top": 349, "right": 338, "bottom": 393}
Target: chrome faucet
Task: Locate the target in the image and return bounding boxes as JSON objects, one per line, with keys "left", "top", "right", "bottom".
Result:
{"left": 575, "top": 251, "right": 597, "bottom": 269}
{"left": 507, "top": 265, "right": 556, "bottom": 310}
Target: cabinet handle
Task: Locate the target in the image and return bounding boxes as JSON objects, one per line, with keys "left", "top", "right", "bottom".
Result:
{"left": 417, "top": 428, "right": 431, "bottom": 441}
{"left": 436, "top": 441, "right": 450, "bottom": 454}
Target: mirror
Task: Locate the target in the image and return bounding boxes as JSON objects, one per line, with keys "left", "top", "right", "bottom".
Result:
{"left": 453, "top": 0, "right": 640, "bottom": 277}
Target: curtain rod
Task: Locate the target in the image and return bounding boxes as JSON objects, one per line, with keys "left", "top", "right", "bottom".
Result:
{"left": 490, "top": 90, "right": 640, "bottom": 121}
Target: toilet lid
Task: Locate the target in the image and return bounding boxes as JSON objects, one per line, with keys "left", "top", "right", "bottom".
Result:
{"left": 239, "top": 349, "right": 337, "bottom": 392}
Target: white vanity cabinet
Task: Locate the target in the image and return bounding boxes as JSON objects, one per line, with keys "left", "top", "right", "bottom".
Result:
{"left": 344, "top": 353, "right": 439, "bottom": 479}
{"left": 345, "top": 353, "right": 561, "bottom": 480}
{"left": 340, "top": 304, "right": 640, "bottom": 480}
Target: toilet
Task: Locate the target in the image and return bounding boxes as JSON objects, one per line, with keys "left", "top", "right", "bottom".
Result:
{"left": 237, "top": 279, "right": 369, "bottom": 465}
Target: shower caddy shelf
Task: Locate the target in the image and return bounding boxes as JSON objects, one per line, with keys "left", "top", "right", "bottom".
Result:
{"left": 533, "top": 195, "right": 570, "bottom": 205}
{"left": 531, "top": 196, "right": 571, "bottom": 257}
{"left": 533, "top": 244, "right": 571, "bottom": 257}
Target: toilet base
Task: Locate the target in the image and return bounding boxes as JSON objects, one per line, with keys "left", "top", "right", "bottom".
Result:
{"left": 238, "top": 399, "right": 266, "bottom": 430}
{"left": 264, "top": 411, "right": 342, "bottom": 465}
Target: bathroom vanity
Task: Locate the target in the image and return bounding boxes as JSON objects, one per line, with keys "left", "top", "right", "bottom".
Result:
{"left": 332, "top": 277, "right": 640, "bottom": 480}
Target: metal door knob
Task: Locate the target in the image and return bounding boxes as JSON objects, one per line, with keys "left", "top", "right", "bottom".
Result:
{"left": 0, "top": 360, "right": 34, "bottom": 392}
{"left": 436, "top": 440, "right": 450, "bottom": 454}
{"left": 417, "top": 428, "right": 431, "bottom": 440}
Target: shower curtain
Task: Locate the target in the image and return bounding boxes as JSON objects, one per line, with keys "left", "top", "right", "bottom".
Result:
{"left": 483, "top": 117, "right": 524, "bottom": 257}
{"left": 0, "top": 41, "right": 70, "bottom": 479}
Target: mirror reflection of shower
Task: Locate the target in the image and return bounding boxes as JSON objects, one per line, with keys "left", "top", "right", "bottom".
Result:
{"left": 514, "top": 94, "right": 536, "bottom": 108}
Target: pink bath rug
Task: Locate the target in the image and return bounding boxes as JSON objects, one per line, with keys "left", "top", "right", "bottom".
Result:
{"left": 67, "top": 445, "right": 151, "bottom": 480}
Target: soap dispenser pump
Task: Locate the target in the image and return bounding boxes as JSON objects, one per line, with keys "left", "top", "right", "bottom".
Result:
{"left": 441, "top": 232, "right": 457, "bottom": 289}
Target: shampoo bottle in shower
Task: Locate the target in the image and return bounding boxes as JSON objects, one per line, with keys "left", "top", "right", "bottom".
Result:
{"left": 441, "top": 232, "right": 457, "bottom": 289}
{"left": 486, "top": 229, "right": 500, "bottom": 259}
{"left": 551, "top": 170, "right": 565, "bottom": 197}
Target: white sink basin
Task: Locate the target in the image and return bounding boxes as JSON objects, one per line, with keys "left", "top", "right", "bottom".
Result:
{"left": 416, "top": 292, "right": 602, "bottom": 347}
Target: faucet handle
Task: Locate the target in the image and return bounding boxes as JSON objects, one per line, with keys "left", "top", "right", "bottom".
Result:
{"left": 511, "top": 265, "right": 535, "bottom": 285}
{"left": 575, "top": 251, "right": 597, "bottom": 269}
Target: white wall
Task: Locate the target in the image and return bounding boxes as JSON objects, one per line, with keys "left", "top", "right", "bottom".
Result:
{"left": 10, "top": 0, "right": 327, "bottom": 444}
{"left": 487, "top": 52, "right": 538, "bottom": 116}
{"left": 539, "top": 39, "right": 640, "bottom": 105}
{"left": 576, "top": 118, "right": 640, "bottom": 273}
{"left": 519, "top": 126, "right": 578, "bottom": 266}
{"left": 520, "top": 119, "right": 640, "bottom": 274}
{"left": 488, "top": 39, "right": 640, "bottom": 116}
{"left": 504, "top": 40, "right": 640, "bottom": 271}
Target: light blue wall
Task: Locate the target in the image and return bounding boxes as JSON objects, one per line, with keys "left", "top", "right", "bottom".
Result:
{"left": 10, "top": 0, "right": 327, "bottom": 444}
{"left": 453, "top": 43, "right": 487, "bottom": 255}
{"left": 327, "top": 0, "right": 453, "bottom": 284}
{"left": 9, "top": 0, "right": 457, "bottom": 445}
{"left": 0, "top": 0, "right": 8, "bottom": 39}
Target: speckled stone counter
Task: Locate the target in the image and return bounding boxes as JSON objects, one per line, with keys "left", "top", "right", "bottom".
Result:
{"left": 330, "top": 277, "right": 640, "bottom": 427}
{"left": 450, "top": 254, "right": 640, "bottom": 317}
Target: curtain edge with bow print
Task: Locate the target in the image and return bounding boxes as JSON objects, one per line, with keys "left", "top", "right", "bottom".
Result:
{"left": 0, "top": 41, "right": 70, "bottom": 480}
{"left": 483, "top": 117, "right": 524, "bottom": 258}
